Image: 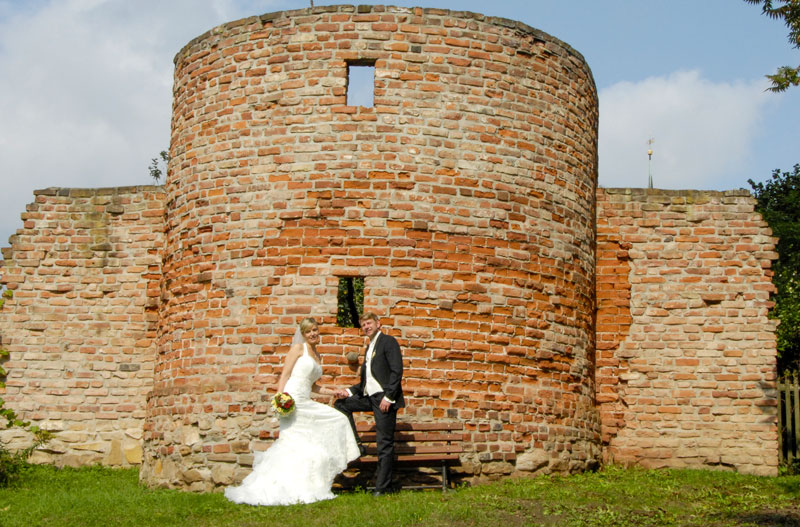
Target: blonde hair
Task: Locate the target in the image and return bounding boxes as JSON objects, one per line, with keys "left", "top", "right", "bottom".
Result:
{"left": 299, "top": 317, "right": 318, "bottom": 337}
{"left": 359, "top": 312, "right": 380, "bottom": 324}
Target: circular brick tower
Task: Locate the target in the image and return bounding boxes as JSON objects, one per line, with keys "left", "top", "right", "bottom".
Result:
{"left": 141, "top": 5, "right": 599, "bottom": 490}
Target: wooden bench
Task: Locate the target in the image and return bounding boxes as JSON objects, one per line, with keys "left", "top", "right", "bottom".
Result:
{"left": 352, "top": 421, "right": 464, "bottom": 491}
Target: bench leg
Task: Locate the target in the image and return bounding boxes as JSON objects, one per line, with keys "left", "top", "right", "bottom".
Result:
{"left": 441, "top": 461, "right": 448, "bottom": 491}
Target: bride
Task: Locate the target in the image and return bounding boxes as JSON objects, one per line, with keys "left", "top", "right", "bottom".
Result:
{"left": 224, "top": 317, "right": 361, "bottom": 505}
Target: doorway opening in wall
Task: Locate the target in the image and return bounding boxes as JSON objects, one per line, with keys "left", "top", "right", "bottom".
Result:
{"left": 337, "top": 276, "right": 364, "bottom": 328}
{"left": 346, "top": 61, "right": 375, "bottom": 107}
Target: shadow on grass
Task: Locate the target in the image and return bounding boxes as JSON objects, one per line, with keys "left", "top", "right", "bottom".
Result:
{"left": 734, "top": 508, "right": 800, "bottom": 527}
{"left": 778, "top": 477, "right": 800, "bottom": 497}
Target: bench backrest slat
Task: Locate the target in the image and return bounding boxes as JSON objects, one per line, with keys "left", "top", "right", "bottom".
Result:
{"left": 395, "top": 445, "right": 463, "bottom": 454}
{"left": 356, "top": 432, "right": 463, "bottom": 442}
{"left": 356, "top": 422, "right": 463, "bottom": 433}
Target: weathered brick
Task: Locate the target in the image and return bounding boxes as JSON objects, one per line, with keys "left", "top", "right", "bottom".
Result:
{"left": 0, "top": 6, "right": 779, "bottom": 494}
{"left": 0, "top": 186, "right": 164, "bottom": 468}
{"left": 596, "top": 188, "right": 778, "bottom": 476}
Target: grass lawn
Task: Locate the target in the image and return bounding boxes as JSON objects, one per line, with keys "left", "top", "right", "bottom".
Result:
{"left": 1, "top": 464, "right": 799, "bottom": 527}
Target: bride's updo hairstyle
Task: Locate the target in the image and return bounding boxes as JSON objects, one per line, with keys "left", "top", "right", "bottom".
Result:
{"left": 299, "top": 317, "right": 318, "bottom": 337}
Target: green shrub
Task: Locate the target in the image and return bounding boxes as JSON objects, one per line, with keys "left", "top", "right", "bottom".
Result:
{"left": 0, "top": 396, "right": 53, "bottom": 487}
{"left": 0, "top": 315, "right": 54, "bottom": 486}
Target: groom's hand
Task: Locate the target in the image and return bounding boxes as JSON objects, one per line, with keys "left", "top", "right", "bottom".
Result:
{"left": 379, "top": 398, "right": 391, "bottom": 413}
{"left": 333, "top": 389, "right": 348, "bottom": 399}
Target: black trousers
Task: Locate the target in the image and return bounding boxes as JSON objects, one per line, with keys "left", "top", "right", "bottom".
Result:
{"left": 334, "top": 393, "right": 397, "bottom": 492}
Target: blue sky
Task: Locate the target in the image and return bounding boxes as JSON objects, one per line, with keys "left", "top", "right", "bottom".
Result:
{"left": 0, "top": 0, "right": 798, "bottom": 251}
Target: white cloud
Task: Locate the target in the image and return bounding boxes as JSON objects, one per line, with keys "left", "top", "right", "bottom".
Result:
{"left": 0, "top": 2, "right": 791, "bottom": 255}
{"left": 0, "top": 0, "right": 281, "bottom": 249}
{"left": 598, "top": 70, "right": 775, "bottom": 190}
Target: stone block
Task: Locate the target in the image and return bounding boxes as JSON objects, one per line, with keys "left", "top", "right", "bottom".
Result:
{"left": 211, "top": 463, "right": 235, "bottom": 485}
{"left": 105, "top": 439, "right": 123, "bottom": 465}
{"left": 181, "top": 426, "right": 201, "bottom": 446}
{"left": 182, "top": 468, "right": 208, "bottom": 484}
{"left": 124, "top": 442, "right": 143, "bottom": 464}
{"left": 74, "top": 442, "right": 107, "bottom": 453}
{"left": 515, "top": 450, "right": 550, "bottom": 473}
{"left": 481, "top": 461, "right": 513, "bottom": 476}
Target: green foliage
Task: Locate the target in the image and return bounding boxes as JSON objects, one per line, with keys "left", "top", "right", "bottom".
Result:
{"left": 147, "top": 150, "right": 170, "bottom": 183}
{"left": 0, "top": 379, "right": 55, "bottom": 487}
{"left": 745, "top": 0, "right": 800, "bottom": 91}
{"left": 0, "top": 289, "right": 52, "bottom": 487}
{"left": 749, "top": 164, "right": 800, "bottom": 371}
{"left": 0, "top": 384, "right": 55, "bottom": 487}
{"left": 773, "top": 269, "right": 800, "bottom": 371}
{"left": 780, "top": 457, "right": 800, "bottom": 475}
{"left": 0, "top": 288, "right": 11, "bottom": 310}
{"left": 0, "top": 426, "right": 52, "bottom": 488}
{"left": 336, "top": 277, "right": 364, "bottom": 328}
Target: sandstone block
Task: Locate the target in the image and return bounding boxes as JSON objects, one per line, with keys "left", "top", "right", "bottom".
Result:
{"left": 481, "top": 461, "right": 513, "bottom": 476}
{"left": 211, "top": 464, "right": 235, "bottom": 485}
{"left": 182, "top": 468, "right": 210, "bottom": 484}
{"left": 515, "top": 450, "right": 550, "bottom": 473}
{"left": 105, "top": 439, "right": 123, "bottom": 465}
{"left": 124, "top": 442, "right": 143, "bottom": 464}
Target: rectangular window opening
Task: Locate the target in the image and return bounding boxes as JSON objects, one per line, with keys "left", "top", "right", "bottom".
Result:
{"left": 336, "top": 276, "right": 364, "bottom": 328}
{"left": 346, "top": 62, "right": 375, "bottom": 108}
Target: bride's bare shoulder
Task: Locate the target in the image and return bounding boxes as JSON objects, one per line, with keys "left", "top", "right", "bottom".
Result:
{"left": 286, "top": 342, "right": 304, "bottom": 357}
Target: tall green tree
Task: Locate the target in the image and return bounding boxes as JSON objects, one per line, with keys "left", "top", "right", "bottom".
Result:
{"left": 749, "top": 164, "right": 800, "bottom": 372}
{"left": 745, "top": 0, "right": 800, "bottom": 91}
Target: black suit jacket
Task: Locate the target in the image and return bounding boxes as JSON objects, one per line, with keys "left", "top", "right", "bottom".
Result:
{"left": 350, "top": 332, "right": 405, "bottom": 408}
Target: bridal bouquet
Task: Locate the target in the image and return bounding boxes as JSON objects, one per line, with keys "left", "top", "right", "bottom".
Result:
{"left": 271, "top": 392, "right": 296, "bottom": 417}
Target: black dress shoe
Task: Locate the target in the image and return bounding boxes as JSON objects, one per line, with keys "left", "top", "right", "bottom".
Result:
{"left": 373, "top": 488, "right": 394, "bottom": 496}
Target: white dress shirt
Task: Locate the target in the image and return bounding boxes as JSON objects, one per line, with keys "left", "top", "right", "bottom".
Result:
{"left": 364, "top": 332, "right": 383, "bottom": 397}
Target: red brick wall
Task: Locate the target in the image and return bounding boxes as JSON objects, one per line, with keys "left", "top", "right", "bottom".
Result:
{"left": 142, "top": 5, "right": 599, "bottom": 489}
{"left": 1, "top": 184, "right": 780, "bottom": 482}
{"left": 596, "top": 188, "right": 779, "bottom": 476}
{"left": 0, "top": 6, "right": 781, "bottom": 490}
{"left": 0, "top": 186, "right": 164, "bottom": 467}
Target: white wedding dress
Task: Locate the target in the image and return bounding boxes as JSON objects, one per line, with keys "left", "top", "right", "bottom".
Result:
{"left": 224, "top": 344, "right": 360, "bottom": 505}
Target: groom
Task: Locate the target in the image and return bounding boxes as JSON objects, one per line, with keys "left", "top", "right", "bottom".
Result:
{"left": 334, "top": 312, "right": 404, "bottom": 495}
